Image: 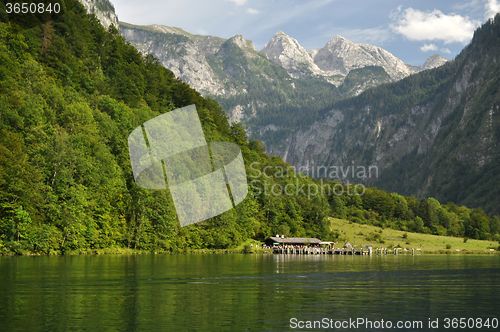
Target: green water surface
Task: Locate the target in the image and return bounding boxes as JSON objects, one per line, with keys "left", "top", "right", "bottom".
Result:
{"left": 0, "top": 254, "right": 499, "bottom": 331}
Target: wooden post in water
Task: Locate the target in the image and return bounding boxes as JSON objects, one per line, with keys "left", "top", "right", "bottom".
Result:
{"left": 412, "top": 248, "right": 414, "bottom": 256}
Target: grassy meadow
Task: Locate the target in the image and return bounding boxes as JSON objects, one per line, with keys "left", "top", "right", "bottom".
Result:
{"left": 329, "top": 218, "right": 499, "bottom": 254}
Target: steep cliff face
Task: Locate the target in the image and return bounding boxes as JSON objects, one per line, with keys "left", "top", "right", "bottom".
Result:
{"left": 78, "top": 0, "right": 118, "bottom": 30}
{"left": 280, "top": 16, "right": 500, "bottom": 214}
{"left": 121, "top": 23, "right": 227, "bottom": 96}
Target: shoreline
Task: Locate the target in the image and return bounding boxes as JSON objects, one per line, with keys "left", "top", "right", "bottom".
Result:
{"left": 0, "top": 248, "right": 498, "bottom": 256}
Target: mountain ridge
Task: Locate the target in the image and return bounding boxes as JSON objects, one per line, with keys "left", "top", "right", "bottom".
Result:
{"left": 120, "top": 22, "right": 448, "bottom": 94}
{"left": 119, "top": 22, "right": 448, "bottom": 131}
{"left": 261, "top": 30, "right": 448, "bottom": 82}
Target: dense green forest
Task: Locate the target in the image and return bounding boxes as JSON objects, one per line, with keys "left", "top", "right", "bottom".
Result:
{"left": 0, "top": 1, "right": 498, "bottom": 255}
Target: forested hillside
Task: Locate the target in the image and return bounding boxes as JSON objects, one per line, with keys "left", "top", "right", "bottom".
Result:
{"left": 0, "top": 0, "right": 337, "bottom": 254}
{"left": 0, "top": 1, "right": 498, "bottom": 255}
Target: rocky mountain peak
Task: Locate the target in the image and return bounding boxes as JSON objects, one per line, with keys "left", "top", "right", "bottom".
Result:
{"left": 261, "top": 31, "right": 326, "bottom": 78}
{"left": 422, "top": 54, "right": 449, "bottom": 70}
{"left": 314, "top": 36, "right": 412, "bottom": 79}
{"left": 262, "top": 32, "right": 418, "bottom": 80}
{"left": 78, "top": 0, "right": 118, "bottom": 30}
{"left": 261, "top": 30, "right": 297, "bottom": 53}
{"left": 216, "top": 34, "right": 258, "bottom": 59}
{"left": 228, "top": 34, "right": 257, "bottom": 52}
{"left": 327, "top": 35, "right": 347, "bottom": 44}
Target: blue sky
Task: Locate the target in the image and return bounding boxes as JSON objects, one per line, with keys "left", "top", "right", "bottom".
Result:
{"left": 111, "top": 0, "right": 500, "bottom": 66}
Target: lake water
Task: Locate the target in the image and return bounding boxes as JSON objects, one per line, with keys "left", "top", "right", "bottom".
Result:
{"left": 0, "top": 254, "right": 499, "bottom": 331}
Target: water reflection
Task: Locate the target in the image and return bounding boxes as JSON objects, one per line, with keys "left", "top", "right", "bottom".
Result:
{"left": 0, "top": 254, "right": 499, "bottom": 331}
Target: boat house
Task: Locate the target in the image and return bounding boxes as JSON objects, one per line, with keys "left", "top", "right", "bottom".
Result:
{"left": 264, "top": 236, "right": 322, "bottom": 247}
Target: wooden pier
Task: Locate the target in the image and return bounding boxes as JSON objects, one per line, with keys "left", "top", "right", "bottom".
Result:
{"left": 265, "top": 237, "right": 415, "bottom": 256}
{"left": 272, "top": 247, "right": 368, "bottom": 255}
{"left": 272, "top": 247, "right": 414, "bottom": 256}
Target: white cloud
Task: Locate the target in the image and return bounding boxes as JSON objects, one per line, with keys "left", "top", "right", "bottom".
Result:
{"left": 246, "top": 8, "right": 259, "bottom": 14}
{"left": 389, "top": 5, "right": 402, "bottom": 20}
{"left": 392, "top": 7, "right": 481, "bottom": 43}
{"left": 485, "top": 0, "right": 500, "bottom": 19}
{"left": 420, "top": 43, "right": 438, "bottom": 52}
{"left": 226, "top": 0, "right": 247, "bottom": 5}
{"left": 440, "top": 48, "right": 452, "bottom": 53}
